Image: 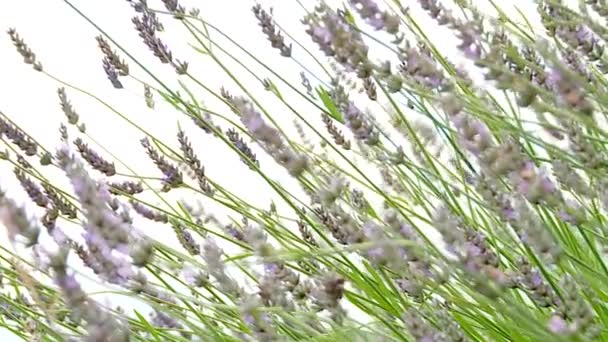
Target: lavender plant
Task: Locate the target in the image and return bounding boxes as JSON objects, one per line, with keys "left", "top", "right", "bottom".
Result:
{"left": 3, "top": 0, "right": 608, "bottom": 341}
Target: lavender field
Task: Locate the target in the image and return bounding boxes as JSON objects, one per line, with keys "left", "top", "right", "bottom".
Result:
{"left": 0, "top": 0, "right": 606, "bottom": 341}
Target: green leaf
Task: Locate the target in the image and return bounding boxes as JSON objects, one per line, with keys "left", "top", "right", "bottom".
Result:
{"left": 316, "top": 87, "right": 344, "bottom": 123}
{"left": 133, "top": 310, "right": 163, "bottom": 342}
{"left": 264, "top": 79, "right": 284, "bottom": 101}
{"left": 341, "top": 6, "right": 357, "bottom": 26}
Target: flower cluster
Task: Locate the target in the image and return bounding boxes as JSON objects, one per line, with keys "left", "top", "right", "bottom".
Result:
{"left": 223, "top": 93, "right": 309, "bottom": 176}
{"left": 56, "top": 148, "right": 134, "bottom": 284}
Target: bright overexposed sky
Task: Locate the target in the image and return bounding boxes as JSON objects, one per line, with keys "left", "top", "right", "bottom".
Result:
{"left": 0, "top": 0, "right": 543, "bottom": 340}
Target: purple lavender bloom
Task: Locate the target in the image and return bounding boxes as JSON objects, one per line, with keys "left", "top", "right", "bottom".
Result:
{"left": 544, "top": 65, "right": 593, "bottom": 115}
{"left": 56, "top": 273, "right": 81, "bottom": 294}
{"left": 342, "top": 102, "right": 379, "bottom": 145}
{"left": 0, "top": 117, "right": 37, "bottom": 156}
{"left": 401, "top": 46, "right": 447, "bottom": 90}
{"left": 161, "top": 0, "right": 185, "bottom": 16}
{"left": 460, "top": 40, "right": 481, "bottom": 60}
{"left": 0, "top": 192, "right": 40, "bottom": 247}
{"left": 51, "top": 227, "right": 68, "bottom": 245}
{"left": 182, "top": 265, "right": 208, "bottom": 287}
{"left": 304, "top": 4, "right": 372, "bottom": 77}
{"left": 57, "top": 148, "right": 134, "bottom": 284}
{"left": 402, "top": 309, "right": 441, "bottom": 342}
{"left": 252, "top": 5, "right": 292, "bottom": 57}
{"left": 83, "top": 231, "right": 133, "bottom": 284}
{"left": 226, "top": 128, "right": 259, "bottom": 169}
{"left": 263, "top": 262, "right": 281, "bottom": 275}
{"left": 575, "top": 26, "right": 592, "bottom": 44}
{"left": 511, "top": 161, "right": 557, "bottom": 204}
{"left": 14, "top": 169, "right": 48, "bottom": 208}
{"left": 51, "top": 248, "right": 131, "bottom": 341}
{"left": 545, "top": 67, "right": 563, "bottom": 92}
{"left": 7, "top": 28, "right": 43, "bottom": 71}
{"left": 311, "top": 26, "right": 332, "bottom": 45}
{"left": 548, "top": 315, "right": 569, "bottom": 334}
{"left": 453, "top": 113, "right": 492, "bottom": 156}
{"left": 224, "top": 94, "right": 308, "bottom": 176}
{"left": 140, "top": 137, "right": 183, "bottom": 191}
{"left": 399, "top": 223, "right": 416, "bottom": 238}
{"left": 102, "top": 58, "right": 123, "bottom": 89}
{"left": 510, "top": 200, "right": 561, "bottom": 263}
{"left": 502, "top": 206, "right": 517, "bottom": 221}
{"left": 202, "top": 238, "right": 242, "bottom": 297}
{"left": 74, "top": 138, "right": 116, "bottom": 176}
{"left": 558, "top": 199, "right": 586, "bottom": 225}
{"left": 349, "top": 0, "right": 400, "bottom": 33}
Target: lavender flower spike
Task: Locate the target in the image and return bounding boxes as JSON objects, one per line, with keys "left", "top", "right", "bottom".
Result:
{"left": 224, "top": 94, "right": 308, "bottom": 176}
{"left": 56, "top": 147, "right": 134, "bottom": 284}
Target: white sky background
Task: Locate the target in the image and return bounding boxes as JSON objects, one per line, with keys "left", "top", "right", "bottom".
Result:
{"left": 0, "top": 0, "right": 544, "bottom": 340}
